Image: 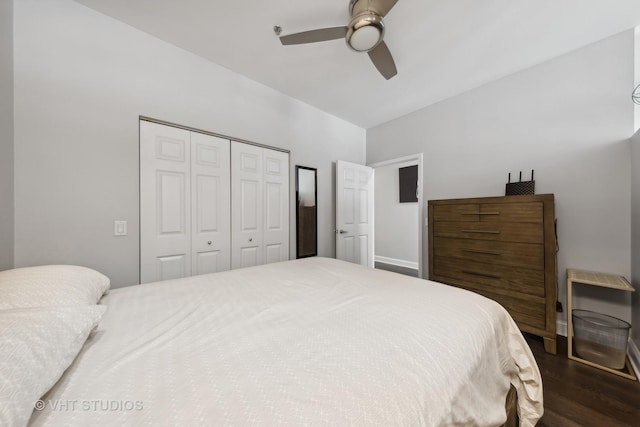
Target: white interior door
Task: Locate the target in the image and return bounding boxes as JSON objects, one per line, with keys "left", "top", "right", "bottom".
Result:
{"left": 336, "top": 160, "right": 374, "bottom": 267}
{"left": 231, "top": 142, "right": 263, "bottom": 269}
{"left": 263, "top": 149, "right": 290, "bottom": 264}
{"left": 191, "top": 132, "right": 230, "bottom": 275}
{"left": 140, "top": 121, "right": 192, "bottom": 283}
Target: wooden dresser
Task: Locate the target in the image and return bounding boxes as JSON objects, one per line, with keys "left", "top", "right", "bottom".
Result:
{"left": 428, "top": 194, "right": 557, "bottom": 354}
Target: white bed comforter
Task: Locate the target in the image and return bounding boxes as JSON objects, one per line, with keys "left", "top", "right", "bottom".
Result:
{"left": 29, "top": 257, "right": 543, "bottom": 426}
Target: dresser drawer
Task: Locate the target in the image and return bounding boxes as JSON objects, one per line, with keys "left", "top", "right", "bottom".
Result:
{"left": 433, "top": 256, "right": 545, "bottom": 297}
{"left": 433, "top": 221, "right": 543, "bottom": 244}
{"left": 491, "top": 294, "right": 546, "bottom": 330}
{"left": 433, "top": 237, "right": 544, "bottom": 269}
{"left": 431, "top": 201, "right": 544, "bottom": 223}
{"left": 432, "top": 204, "right": 480, "bottom": 222}
{"left": 433, "top": 275, "right": 547, "bottom": 329}
{"left": 478, "top": 202, "right": 543, "bottom": 223}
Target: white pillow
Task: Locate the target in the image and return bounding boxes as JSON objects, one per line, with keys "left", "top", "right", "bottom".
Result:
{"left": 0, "top": 305, "right": 106, "bottom": 427}
{"left": 0, "top": 265, "right": 110, "bottom": 309}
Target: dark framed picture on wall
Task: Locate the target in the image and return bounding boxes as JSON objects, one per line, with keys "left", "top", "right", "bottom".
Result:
{"left": 399, "top": 165, "right": 418, "bottom": 203}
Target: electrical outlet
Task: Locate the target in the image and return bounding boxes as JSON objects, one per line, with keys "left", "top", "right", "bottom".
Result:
{"left": 114, "top": 220, "right": 127, "bottom": 236}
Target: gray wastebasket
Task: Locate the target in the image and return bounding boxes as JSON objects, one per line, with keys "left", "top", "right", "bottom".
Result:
{"left": 572, "top": 309, "right": 631, "bottom": 370}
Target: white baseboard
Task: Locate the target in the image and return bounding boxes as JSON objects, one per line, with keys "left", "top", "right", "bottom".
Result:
{"left": 556, "top": 319, "right": 567, "bottom": 337}
{"left": 374, "top": 256, "right": 418, "bottom": 270}
{"left": 629, "top": 339, "right": 640, "bottom": 377}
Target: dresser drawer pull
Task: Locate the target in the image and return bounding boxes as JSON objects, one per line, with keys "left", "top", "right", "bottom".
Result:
{"left": 462, "top": 270, "right": 501, "bottom": 279}
{"left": 462, "top": 248, "right": 502, "bottom": 256}
{"left": 461, "top": 212, "right": 500, "bottom": 215}
{"left": 461, "top": 229, "right": 500, "bottom": 234}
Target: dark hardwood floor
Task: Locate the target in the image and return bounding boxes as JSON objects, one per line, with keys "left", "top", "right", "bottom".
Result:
{"left": 525, "top": 334, "right": 640, "bottom": 426}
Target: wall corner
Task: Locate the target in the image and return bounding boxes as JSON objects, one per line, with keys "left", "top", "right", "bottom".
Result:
{"left": 0, "top": 0, "right": 15, "bottom": 270}
{"left": 634, "top": 27, "right": 640, "bottom": 134}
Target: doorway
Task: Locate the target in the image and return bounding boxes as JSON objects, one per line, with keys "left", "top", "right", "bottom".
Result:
{"left": 369, "top": 154, "right": 423, "bottom": 278}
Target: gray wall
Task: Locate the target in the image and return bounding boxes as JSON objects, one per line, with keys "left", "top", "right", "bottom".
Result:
{"left": 631, "top": 130, "right": 640, "bottom": 353}
{"left": 0, "top": 0, "right": 14, "bottom": 271}
{"left": 13, "top": 0, "right": 365, "bottom": 287}
{"left": 367, "top": 31, "right": 634, "bottom": 327}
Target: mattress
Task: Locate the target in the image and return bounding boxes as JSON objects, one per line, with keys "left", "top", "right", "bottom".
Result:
{"left": 29, "top": 257, "right": 543, "bottom": 426}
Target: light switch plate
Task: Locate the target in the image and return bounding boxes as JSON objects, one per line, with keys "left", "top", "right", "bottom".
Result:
{"left": 114, "top": 220, "right": 127, "bottom": 236}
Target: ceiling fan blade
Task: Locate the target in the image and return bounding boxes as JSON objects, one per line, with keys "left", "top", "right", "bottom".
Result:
{"left": 375, "top": 0, "right": 400, "bottom": 17}
{"left": 368, "top": 41, "right": 397, "bottom": 80}
{"left": 280, "top": 26, "right": 348, "bottom": 45}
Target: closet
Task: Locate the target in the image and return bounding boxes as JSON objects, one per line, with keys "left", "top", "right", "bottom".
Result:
{"left": 140, "top": 120, "right": 289, "bottom": 284}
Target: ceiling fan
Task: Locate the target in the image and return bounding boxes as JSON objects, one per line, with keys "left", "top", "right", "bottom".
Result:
{"left": 279, "top": 0, "right": 400, "bottom": 80}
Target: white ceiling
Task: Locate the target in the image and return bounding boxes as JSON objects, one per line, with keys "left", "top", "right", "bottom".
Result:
{"left": 73, "top": 0, "right": 640, "bottom": 128}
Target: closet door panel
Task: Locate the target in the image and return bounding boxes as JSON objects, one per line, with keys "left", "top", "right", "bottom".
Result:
{"left": 263, "top": 150, "right": 290, "bottom": 264}
{"left": 191, "top": 132, "right": 231, "bottom": 275}
{"left": 239, "top": 246, "right": 260, "bottom": 268}
{"left": 232, "top": 142, "right": 264, "bottom": 269}
{"left": 140, "top": 121, "right": 192, "bottom": 283}
{"left": 157, "top": 254, "right": 188, "bottom": 281}
{"left": 265, "top": 244, "right": 284, "bottom": 264}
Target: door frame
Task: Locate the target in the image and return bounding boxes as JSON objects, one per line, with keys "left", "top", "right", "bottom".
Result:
{"left": 368, "top": 153, "right": 424, "bottom": 279}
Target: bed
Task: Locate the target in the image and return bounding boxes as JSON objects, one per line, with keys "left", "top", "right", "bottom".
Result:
{"left": 2, "top": 257, "right": 543, "bottom": 426}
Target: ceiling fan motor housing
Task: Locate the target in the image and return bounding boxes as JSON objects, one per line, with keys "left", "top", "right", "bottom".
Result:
{"left": 346, "top": 0, "right": 385, "bottom": 52}
{"left": 349, "top": 0, "right": 384, "bottom": 17}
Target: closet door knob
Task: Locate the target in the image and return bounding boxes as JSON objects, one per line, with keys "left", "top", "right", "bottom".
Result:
{"left": 249, "top": 238, "right": 253, "bottom": 242}
{"left": 207, "top": 241, "right": 212, "bottom": 245}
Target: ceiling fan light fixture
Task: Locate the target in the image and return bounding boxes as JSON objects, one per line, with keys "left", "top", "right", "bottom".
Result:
{"left": 349, "top": 26, "right": 381, "bottom": 51}
{"left": 346, "top": 13, "right": 384, "bottom": 52}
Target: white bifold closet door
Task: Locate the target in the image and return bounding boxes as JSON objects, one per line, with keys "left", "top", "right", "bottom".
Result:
{"left": 190, "top": 132, "right": 231, "bottom": 276}
{"left": 231, "top": 141, "right": 289, "bottom": 269}
{"left": 140, "top": 121, "right": 230, "bottom": 284}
